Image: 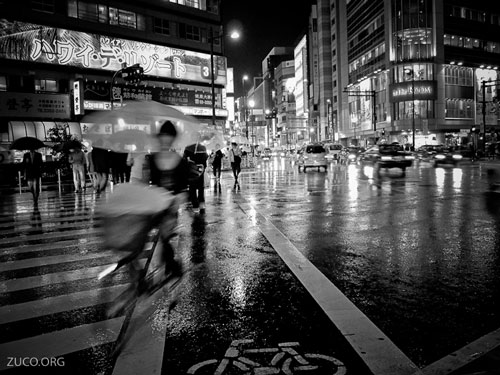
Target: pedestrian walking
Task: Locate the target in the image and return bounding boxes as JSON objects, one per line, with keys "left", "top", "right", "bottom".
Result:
{"left": 211, "top": 144, "right": 224, "bottom": 181}
{"left": 22, "top": 149, "right": 43, "bottom": 207}
{"left": 68, "top": 148, "right": 87, "bottom": 192}
{"left": 85, "top": 149, "right": 98, "bottom": 191}
{"left": 127, "top": 151, "right": 149, "bottom": 184}
{"left": 91, "top": 143, "right": 110, "bottom": 194}
{"left": 228, "top": 142, "right": 242, "bottom": 188}
{"left": 184, "top": 141, "right": 209, "bottom": 213}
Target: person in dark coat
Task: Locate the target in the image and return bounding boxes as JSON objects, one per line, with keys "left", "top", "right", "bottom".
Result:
{"left": 211, "top": 144, "right": 224, "bottom": 181}
{"left": 22, "top": 150, "right": 43, "bottom": 206}
{"left": 183, "top": 141, "right": 208, "bottom": 213}
{"left": 91, "top": 145, "right": 110, "bottom": 194}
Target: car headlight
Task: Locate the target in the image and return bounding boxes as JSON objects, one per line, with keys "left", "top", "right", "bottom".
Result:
{"left": 452, "top": 154, "right": 463, "bottom": 160}
{"left": 348, "top": 154, "right": 356, "bottom": 159}
{"left": 435, "top": 154, "right": 446, "bottom": 159}
{"left": 303, "top": 156, "right": 309, "bottom": 160}
{"left": 381, "top": 156, "right": 392, "bottom": 161}
{"left": 405, "top": 155, "right": 415, "bottom": 160}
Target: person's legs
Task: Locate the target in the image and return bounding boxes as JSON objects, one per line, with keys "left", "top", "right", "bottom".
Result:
{"left": 76, "top": 165, "right": 85, "bottom": 190}
{"left": 189, "top": 183, "right": 199, "bottom": 209}
{"left": 72, "top": 168, "right": 79, "bottom": 192}
{"left": 198, "top": 176, "right": 205, "bottom": 211}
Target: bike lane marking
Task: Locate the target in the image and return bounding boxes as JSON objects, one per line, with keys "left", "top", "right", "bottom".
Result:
{"left": 237, "top": 198, "right": 423, "bottom": 375}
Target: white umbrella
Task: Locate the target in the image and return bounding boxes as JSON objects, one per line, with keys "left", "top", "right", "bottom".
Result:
{"left": 230, "top": 135, "right": 249, "bottom": 145}
{"left": 82, "top": 100, "right": 207, "bottom": 151}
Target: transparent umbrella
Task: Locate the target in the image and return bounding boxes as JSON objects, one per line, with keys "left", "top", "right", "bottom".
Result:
{"left": 229, "top": 135, "right": 249, "bottom": 145}
{"left": 81, "top": 100, "right": 207, "bottom": 151}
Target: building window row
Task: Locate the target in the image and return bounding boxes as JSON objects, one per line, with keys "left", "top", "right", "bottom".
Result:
{"left": 349, "top": 44, "right": 385, "bottom": 74}
{"left": 394, "top": 100, "right": 434, "bottom": 121}
{"left": 449, "top": 6, "right": 500, "bottom": 25}
{"left": 443, "top": 34, "right": 500, "bottom": 54}
{"left": 68, "top": 1, "right": 144, "bottom": 30}
{"left": 444, "top": 66, "right": 473, "bottom": 86}
{"left": 445, "top": 98, "right": 474, "bottom": 119}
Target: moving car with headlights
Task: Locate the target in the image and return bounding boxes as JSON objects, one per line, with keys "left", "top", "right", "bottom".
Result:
{"left": 416, "top": 144, "right": 445, "bottom": 161}
{"left": 339, "top": 146, "right": 364, "bottom": 164}
{"left": 432, "top": 147, "right": 464, "bottom": 167}
{"left": 297, "top": 143, "right": 328, "bottom": 172}
{"left": 358, "top": 143, "right": 414, "bottom": 175}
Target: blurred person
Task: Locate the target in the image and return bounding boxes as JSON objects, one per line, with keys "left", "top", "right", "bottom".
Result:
{"left": 148, "top": 120, "right": 189, "bottom": 276}
{"left": 69, "top": 148, "right": 87, "bottom": 193}
{"left": 85, "top": 148, "right": 98, "bottom": 191}
{"left": 228, "top": 142, "right": 242, "bottom": 188}
{"left": 91, "top": 140, "right": 110, "bottom": 194}
{"left": 127, "top": 151, "right": 150, "bottom": 184}
{"left": 211, "top": 144, "right": 224, "bottom": 181}
{"left": 22, "top": 149, "right": 43, "bottom": 206}
{"left": 183, "top": 141, "right": 208, "bottom": 213}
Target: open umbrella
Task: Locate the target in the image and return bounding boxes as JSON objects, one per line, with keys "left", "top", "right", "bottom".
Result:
{"left": 10, "top": 137, "right": 46, "bottom": 151}
{"left": 230, "top": 135, "right": 249, "bottom": 145}
{"left": 201, "top": 130, "right": 226, "bottom": 151}
{"left": 107, "top": 129, "right": 158, "bottom": 153}
{"left": 82, "top": 100, "right": 206, "bottom": 151}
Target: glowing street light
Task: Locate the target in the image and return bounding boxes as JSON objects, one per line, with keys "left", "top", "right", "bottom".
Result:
{"left": 209, "top": 28, "right": 241, "bottom": 126}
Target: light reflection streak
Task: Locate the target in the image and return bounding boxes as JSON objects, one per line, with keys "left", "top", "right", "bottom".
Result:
{"left": 452, "top": 168, "right": 463, "bottom": 191}
{"left": 347, "top": 164, "right": 359, "bottom": 210}
{"left": 230, "top": 275, "right": 247, "bottom": 309}
{"left": 435, "top": 167, "right": 445, "bottom": 195}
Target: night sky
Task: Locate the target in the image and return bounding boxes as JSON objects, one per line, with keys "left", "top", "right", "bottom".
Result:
{"left": 221, "top": 0, "right": 315, "bottom": 96}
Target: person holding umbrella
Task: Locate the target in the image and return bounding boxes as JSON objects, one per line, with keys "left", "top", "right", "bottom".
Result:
{"left": 183, "top": 140, "right": 208, "bottom": 213}
{"left": 228, "top": 142, "right": 242, "bottom": 189}
{"left": 68, "top": 146, "right": 87, "bottom": 193}
{"left": 22, "top": 148, "right": 43, "bottom": 206}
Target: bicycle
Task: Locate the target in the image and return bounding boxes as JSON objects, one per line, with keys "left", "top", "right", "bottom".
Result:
{"left": 187, "top": 339, "right": 347, "bottom": 374}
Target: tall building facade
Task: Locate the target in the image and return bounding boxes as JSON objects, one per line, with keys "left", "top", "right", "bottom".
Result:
{"left": 330, "top": 0, "right": 500, "bottom": 148}
{"left": 0, "top": 0, "right": 226, "bottom": 146}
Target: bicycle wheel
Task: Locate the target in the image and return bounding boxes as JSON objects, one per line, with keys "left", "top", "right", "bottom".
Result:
{"left": 282, "top": 353, "right": 346, "bottom": 375}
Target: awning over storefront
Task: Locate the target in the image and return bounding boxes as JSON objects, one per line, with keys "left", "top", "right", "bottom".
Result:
{"left": 8, "top": 121, "right": 82, "bottom": 143}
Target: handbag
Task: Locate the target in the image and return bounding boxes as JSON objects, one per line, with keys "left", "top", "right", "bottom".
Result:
{"left": 204, "top": 170, "right": 211, "bottom": 188}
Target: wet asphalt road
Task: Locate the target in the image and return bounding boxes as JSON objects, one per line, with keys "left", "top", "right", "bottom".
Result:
{"left": 0, "top": 158, "right": 499, "bottom": 374}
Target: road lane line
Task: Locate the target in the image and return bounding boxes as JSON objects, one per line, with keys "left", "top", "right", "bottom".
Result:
{"left": 0, "top": 284, "right": 129, "bottom": 325}
{"left": 417, "top": 327, "right": 500, "bottom": 375}
{"left": 0, "top": 260, "right": 146, "bottom": 293}
{"left": 0, "top": 317, "right": 124, "bottom": 371}
{"left": 237, "top": 200, "right": 422, "bottom": 375}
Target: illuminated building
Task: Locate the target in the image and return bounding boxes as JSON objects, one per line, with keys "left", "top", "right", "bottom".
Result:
{"left": 0, "top": 0, "right": 226, "bottom": 145}
{"left": 328, "top": 0, "right": 500, "bottom": 148}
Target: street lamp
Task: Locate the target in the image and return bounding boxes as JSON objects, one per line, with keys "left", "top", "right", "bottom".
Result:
{"left": 404, "top": 68, "right": 416, "bottom": 150}
{"left": 208, "top": 28, "right": 240, "bottom": 127}
{"left": 242, "top": 75, "right": 248, "bottom": 138}
{"left": 248, "top": 99, "right": 255, "bottom": 156}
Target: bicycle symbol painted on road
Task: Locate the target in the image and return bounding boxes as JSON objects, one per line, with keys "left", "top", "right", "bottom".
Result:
{"left": 187, "top": 339, "right": 347, "bottom": 374}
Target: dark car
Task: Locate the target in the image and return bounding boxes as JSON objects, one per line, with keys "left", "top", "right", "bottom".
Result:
{"left": 432, "top": 147, "right": 464, "bottom": 167}
{"left": 416, "top": 144, "right": 445, "bottom": 161}
{"left": 358, "top": 143, "right": 414, "bottom": 175}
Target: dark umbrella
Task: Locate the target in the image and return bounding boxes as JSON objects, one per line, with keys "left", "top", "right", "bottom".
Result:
{"left": 53, "top": 139, "right": 83, "bottom": 153}
{"left": 10, "top": 137, "right": 46, "bottom": 151}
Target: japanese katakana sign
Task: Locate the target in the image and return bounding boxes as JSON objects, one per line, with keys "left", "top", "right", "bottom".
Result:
{"left": 0, "top": 19, "right": 227, "bottom": 86}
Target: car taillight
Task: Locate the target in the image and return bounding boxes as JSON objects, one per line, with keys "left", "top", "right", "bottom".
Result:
{"left": 381, "top": 156, "right": 392, "bottom": 161}
{"left": 435, "top": 154, "right": 446, "bottom": 159}
{"left": 452, "top": 154, "right": 463, "bottom": 160}
{"left": 348, "top": 154, "right": 356, "bottom": 159}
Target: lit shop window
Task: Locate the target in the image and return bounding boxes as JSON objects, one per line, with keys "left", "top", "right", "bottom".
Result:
{"left": 0, "top": 77, "right": 6, "bottom": 92}
{"left": 109, "top": 8, "right": 137, "bottom": 29}
{"left": 35, "top": 79, "right": 58, "bottom": 93}
{"left": 32, "top": 0, "right": 55, "bottom": 13}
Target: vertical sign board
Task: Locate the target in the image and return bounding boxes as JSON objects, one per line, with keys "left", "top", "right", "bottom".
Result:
{"left": 73, "top": 80, "right": 84, "bottom": 115}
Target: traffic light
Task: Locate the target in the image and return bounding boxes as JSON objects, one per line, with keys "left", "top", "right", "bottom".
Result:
{"left": 471, "top": 126, "right": 479, "bottom": 133}
{"left": 121, "top": 64, "right": 144, "bottom": 83}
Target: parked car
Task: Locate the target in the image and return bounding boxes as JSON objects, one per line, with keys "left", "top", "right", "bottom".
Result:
{"left": 432, "top": 147, "right": 464, "bottom": 167}
{"left": 297, "top": 143, "right": 328, "bottom": 172}
{"left": 358, "top": 143, "right": 413, "bottom": 175}
{"left": 324, "top": 143, "right": 343, "bottom": 161}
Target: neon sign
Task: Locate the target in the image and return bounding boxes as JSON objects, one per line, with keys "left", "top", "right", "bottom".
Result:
{"left": 389, "top": 81, "right": 437, "bottom": 102}
{"left": 0, "top": 19, "right": 226, "bottom": 85}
